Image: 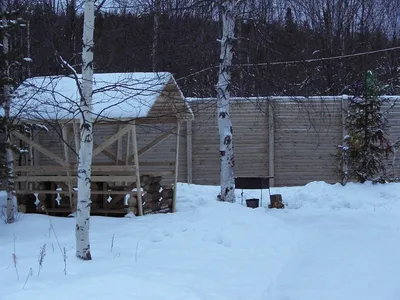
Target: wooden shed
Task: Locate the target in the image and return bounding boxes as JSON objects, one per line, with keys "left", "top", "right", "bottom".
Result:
{"left": 9, "top": 72, "right": 194, "bottom": 216}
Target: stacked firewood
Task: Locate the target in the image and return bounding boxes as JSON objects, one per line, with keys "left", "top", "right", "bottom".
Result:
{"left": 37, "top": 182, "right": 58, "bottom": 211}
{"left": 127, "top": 175, "right": 174, "bottom": 215}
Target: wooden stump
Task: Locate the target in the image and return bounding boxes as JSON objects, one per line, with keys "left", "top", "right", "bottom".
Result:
{"left": 268, "top": 194, "right": 285, "bottom": 209}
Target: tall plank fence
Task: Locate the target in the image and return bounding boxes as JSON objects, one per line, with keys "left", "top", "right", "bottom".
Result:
{"left": 185, "top": 96, "right": 400, "bottom": 187}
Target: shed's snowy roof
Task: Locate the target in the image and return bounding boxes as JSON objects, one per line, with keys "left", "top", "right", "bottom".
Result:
{"left": 9, "top": 72, "right": 177, "bottom": 121}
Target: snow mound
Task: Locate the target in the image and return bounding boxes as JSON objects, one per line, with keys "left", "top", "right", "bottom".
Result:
{"left": 277, "top": 181, "right": 400, "bottom": 210}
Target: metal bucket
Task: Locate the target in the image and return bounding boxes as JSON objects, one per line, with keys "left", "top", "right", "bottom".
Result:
{"left": 246, "top": 198, "right": 259, "bottom": 208}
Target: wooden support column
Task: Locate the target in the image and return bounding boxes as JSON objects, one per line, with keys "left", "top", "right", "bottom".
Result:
{"left": 125, "top": 128, "right": 130, "bottom": 165}
{"left": 186, "top": 120, "right": 193, "bottom": 183}
{"left": 341, "top": 96, "right": 348, "bottom": 179}
{"left": 116, "top": 124, "right": 123, "bottom": 165}
{"left": 28, "top": 128, "right": 34, "bottom": 190}
{"left": 73, "top": 119, "right": 80, "bottom": 154}
{"left": 131, "top": 122, "right": 143, "bottom": 216}
{"left": 268, "top": 101, "right": 275, "bottom": 187}
{"left": 172, "top": 120, "right": 181, "bottom": 213}
{"left": 124, "top": 126, "right": 130, "bottom": 186}
{"left": 61, "top": 125, "right": 74, "bottom": 210}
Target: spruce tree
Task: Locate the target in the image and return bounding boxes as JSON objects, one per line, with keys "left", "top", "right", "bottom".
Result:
{"left": 337, "top": 70, "right": 397, "bottom": 184}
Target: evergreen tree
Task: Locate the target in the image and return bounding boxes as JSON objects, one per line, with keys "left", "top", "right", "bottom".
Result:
{"left": 337, "top": 71, "right": 398, "bottom": 184}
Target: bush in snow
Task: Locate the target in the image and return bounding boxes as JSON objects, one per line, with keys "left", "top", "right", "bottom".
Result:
{"left": 336, "top": 70, "right": 399, "bottom": 184}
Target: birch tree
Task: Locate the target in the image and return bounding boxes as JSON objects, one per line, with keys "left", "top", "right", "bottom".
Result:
{"left": 2, "top": 0, "right": 15, "bottom": 223}
{"left": 216, "top": 0, "right": 237, "bottom": 203}
{"left": 76, "top": 0, "right": 95, "bottom": 260}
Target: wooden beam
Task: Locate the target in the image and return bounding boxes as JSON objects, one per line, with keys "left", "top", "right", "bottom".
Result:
{"left": 62, "top": 125, "right": 74, "bottom": 210}
{"left": 93, "top": 142, "right": 124, "bottom": 164}
{"left": 341, "top": 97, "right": 348, "bottom": 179}
{"left": 93, "top": 125, "right": 131, "bottom": 157}
{"left": 128, "top": 126, "right": 177, "bottom": 161}
{"left": 11, "top": 131, "right": 69, "bottom": 167}
{"left": 14, "top": 163, "right": 171, "bottom": 173}
{"left": 134, "top": 117, "right": 177, "bottom": 124}
{"left": 125, "top": 128, "right": 130, "bottom": 164}
{"left": 268, "top": 101, "right": 275, "bottom": 187}
{"left": 172, "top": 120, "right": 181, "bottom": 213}
{"left": 116, "top": 123, "right": 123, "bottom": 165}
{"left": 131, "top": 122, "right": 143, "bottom": 216}
{"left": 28, "top": 128, "right": 34, "bottom": 190}
{"left": 73, "top": 119, "right": 80, "bottom": 153}
{"left": 186, "top": 120, "right": 193, "bottom": 183}
{"left": 15, "top": 190, "right": 137, "bottom": 195}
{"left": 15, "top": 175, "right": 137, "bottom": 182}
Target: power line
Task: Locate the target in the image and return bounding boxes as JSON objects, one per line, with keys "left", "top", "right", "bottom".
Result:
{"left": 176, "top": 45, "right": 400, "bottom": 82}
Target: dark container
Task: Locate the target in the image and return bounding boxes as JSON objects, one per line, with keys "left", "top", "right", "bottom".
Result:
{"left": 246, "top": 198, "right": 259, "bottom": 208}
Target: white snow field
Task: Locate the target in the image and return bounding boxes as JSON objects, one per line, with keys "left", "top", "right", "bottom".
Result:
{"left": 1, "top": 181, "right": 400, "bottom": 300}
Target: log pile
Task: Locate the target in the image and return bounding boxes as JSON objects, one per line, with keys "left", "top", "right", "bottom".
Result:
{"left": 127, "top": 175, "right": 173, "bottom": 216}
{"left": 90, "top": 182, "right": 102, "bottom": 210}
{"left": 37, "top": 182, "right": 58, "bottom": 211}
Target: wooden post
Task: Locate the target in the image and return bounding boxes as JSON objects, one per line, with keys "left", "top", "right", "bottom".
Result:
{"left": 116, "top": 124, "right": 122, "bottom": 165}
{"left": 28, "top": 127, "right": 34, "bottom": 190}
{"left": 186, "top": 120, "right": 193, "bottom": 183}
{"left": 125, "top": 126, "right": 130, "bottom": 186}
{"left": 131, "top": 122, "right": 143, "bottom": 216}
{"left": 73, "top": 119, "right": 80, "bottom": 154}
{"left": 341, "top": 96, "right": 348, "bottom": 180}
{"left": 172, "top": 120, "right": 181, "bottom": 213}
{"left": 268, "top": 100, "right": 275, "bottom": 187}
{"left": 125, "top": 127, "right": 130, "bottom": 165}
{"left": 61, "top": 125, "right": 74, "bottom": 211}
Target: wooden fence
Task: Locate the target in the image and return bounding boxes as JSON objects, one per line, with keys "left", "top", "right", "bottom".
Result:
{"left": 186, "top": 96, "right": 400, "bottom": 186}
{"left": 10, "top": 96, "right": 400, "bottom": 188}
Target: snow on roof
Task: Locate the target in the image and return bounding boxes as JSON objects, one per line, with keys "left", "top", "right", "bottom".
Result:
{"left": 187, "top": 95, "right": 400, "bottom": 102}
{"left": 9, "top": 72, "right": 175, "bottom": 121}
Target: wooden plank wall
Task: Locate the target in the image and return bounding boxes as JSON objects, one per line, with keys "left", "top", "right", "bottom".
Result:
{"left": 273, "top": 100, "right": 343, "bottom": 186}
{"left": 189, "top": 98, "right": 343, "bottom": 186}
{"left": 190, "top": 99, "right": 269, "bottom": 185}
{"left": 35, "top": 122, "right": 187, "bottom": 185}
{"left": 384, "top": 100, "right": 400, "bottom": 177}
{"left": 132, "top": 123, "right": 187, "bottom": 184}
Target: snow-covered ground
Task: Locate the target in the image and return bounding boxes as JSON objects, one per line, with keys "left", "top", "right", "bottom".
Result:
{"left": 1, "top": 181, "right": 400, "bottom": 300}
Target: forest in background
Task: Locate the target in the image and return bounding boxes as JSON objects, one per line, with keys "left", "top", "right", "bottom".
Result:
{"left": 7, "top": 0, "right": 400, "bottom": 97}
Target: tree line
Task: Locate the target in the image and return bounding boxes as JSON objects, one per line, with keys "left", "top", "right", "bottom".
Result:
{"left": 8, "top": 0, "right": 400, "bottom": 98}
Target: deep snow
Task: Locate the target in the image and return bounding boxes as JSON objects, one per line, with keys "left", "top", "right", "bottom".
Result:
{"left": 1, "top": 181, "right": 400, "bottom": 300}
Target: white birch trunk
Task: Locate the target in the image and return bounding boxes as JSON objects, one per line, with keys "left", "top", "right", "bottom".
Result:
{"left": 2, "top": 1, "right": 15, "bottom": 223}
{"left": 76, "top": 0, "right": 95, "bottom": 260}
{"left": 216, "top": 0, "right": 236, "bottom": 203}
